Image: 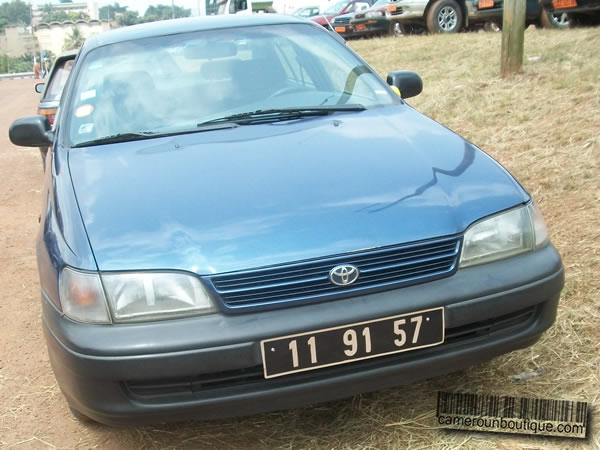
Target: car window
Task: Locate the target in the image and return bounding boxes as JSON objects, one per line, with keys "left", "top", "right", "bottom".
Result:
{"left": 229, "top": 0, "right": 247, "bottom": 13}
{"left": 66, "top": 24, "right": 395, "bottom": 147}
{"left": 43, "top": 59, "right": 74, "bottom": 102}
{"left": 353, "top": 2, "right": 371, "bottom": 11}
{"left": 324, "top": 1, "right": 348, "bottom": 14}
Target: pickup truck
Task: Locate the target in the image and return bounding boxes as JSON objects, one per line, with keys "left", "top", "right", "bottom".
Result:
{"left": 392, "top": 0, "right": 569, "bottom": 33}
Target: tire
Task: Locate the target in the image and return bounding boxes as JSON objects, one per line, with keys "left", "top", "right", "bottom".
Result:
{"left": 426, "top": 0, "right": 463, "bottom": 33}
{"left": 483, "top": 21, "right": 502, "bottom": 32}
{"left": 389, "top": 21, "right": 403, "bottom": 36}
{"left": 540, "top": 8, "right": 570, "bottom": 28}
{"left": 69, "top": 406, "right": 95, "bottom": 423}
{"left": 568, "top": 12, "right": 599, "bottom": 27}
{"left": 398, "top": 23, "right": 427, "bottom": 35}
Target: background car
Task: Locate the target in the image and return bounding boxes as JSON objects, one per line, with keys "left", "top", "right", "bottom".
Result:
{"left": 388, "top": 0, "right": 467, "bottom": 33}
{"left": 349, "top": 0, "right": 404, "bottom": 36}
{"left": 474, "top": 0, "right": 571, "bottom": 29}
{"left": 34, "top": 50, "right": 77, "bottom": 170}
{"left": 540, "top": 0, "right": 600, "bottom": 25}
{"left": 392, "top": 0, "right": 569, "bottom": 34}
{"left": 332, "top": 11, "right": 358, "bottom": 36}
{"left": 312, "top": 0, "right": 374, "bottom": 28}
{"left": 293, "top": 5, "right": 322, "bottom": 17}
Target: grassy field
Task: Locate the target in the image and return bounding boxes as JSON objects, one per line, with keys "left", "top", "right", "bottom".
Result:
{"left": 2, "top": 27, "right": 599, "bottom": 449}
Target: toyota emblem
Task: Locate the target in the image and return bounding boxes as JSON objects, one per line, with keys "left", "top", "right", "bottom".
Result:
{"left": 329, "top": 264, "right": 360, "bottom": 286}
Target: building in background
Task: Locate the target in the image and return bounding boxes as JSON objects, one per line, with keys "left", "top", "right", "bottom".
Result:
{"left": 35, "top": 20, "right": 110, "bottom": 56}
{"left": 32, "top": 2, "right": 99, "bottom": 26}
{"left": 0, "top": 25, "right": 37, "bottom": 57}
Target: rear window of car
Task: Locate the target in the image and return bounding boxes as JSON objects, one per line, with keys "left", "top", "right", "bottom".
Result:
{"left": 43, "top": 59, "right": 74, "bottom": 102}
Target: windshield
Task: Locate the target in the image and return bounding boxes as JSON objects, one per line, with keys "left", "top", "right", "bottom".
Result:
{"left": 66, "top": 23, "right": 395, "bottom": 147}
{"left": 324, "top": 1, "right": 347, "bottom": 14}
{"left": 43, "top": 59, "right": 74, "bottom": 102}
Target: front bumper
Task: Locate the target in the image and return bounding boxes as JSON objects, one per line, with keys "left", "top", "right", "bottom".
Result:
{"left": 43, "top": 244, "right": 563, "bottom": 425}
{"left": 349, "top": 17, "right": 392, "bottom": 35}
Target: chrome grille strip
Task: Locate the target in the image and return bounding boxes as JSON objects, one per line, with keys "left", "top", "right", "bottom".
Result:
{"left": 209, "top": 236, "right": 461, "bottom": 309}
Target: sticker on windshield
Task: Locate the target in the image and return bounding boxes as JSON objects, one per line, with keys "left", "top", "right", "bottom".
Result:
{"left": 78, "top": 123, "right": 94, "bottom": 134}
{"left": 75, "top": 104, "right": 94, "bottom": 118}
{"left": 80, "top": 89, "right": 96, "bottom": 101}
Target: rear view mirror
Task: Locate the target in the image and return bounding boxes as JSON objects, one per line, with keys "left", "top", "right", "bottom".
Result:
{"left": 9, "top": 116, "right": 54, "bottom": 147}
{"left": 184, "top": 41, "right": 238, "bottom": 59}
{"left": 35, "top": 83, "right": 45, "bottom": 94}
{"left": 387, "top": 71, "right": 423, "bottom": 99}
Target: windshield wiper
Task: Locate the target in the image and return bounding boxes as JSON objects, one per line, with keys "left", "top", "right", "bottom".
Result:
{"left": 73, "top": 132, "right": 159, "bottom": 148}
{"left": 73, "top": 123, "right": 240, "bottom": 148}
{"left": 198, "top": 105, "right": 366, "bottom": 127}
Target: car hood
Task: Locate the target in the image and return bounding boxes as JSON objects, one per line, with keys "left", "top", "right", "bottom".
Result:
{"left": 68, "top": 105, "right": 528, "bottom": 274}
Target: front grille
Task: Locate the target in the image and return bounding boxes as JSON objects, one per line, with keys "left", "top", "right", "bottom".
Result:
{"left": 390, "top": 8, "right": 403, "bottom": 15}
{"left": 209, "top": 236, "right": 461, "bottom": 309}
{"left": 124, "top": 306, "right": 537, "bottom": 400}
{"left": 333, "top": 16, "right": 351, "bottom": 24}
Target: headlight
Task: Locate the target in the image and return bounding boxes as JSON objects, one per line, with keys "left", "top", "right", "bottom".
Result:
{"left": 102, "top": 272, "right": 216, "bottom": 322}
{"left": 459, "top": 203, "right": 548, "bottom": 268}
{"left": 366, "top": 10, "right": 384, "bottom": 17}
{"left": 59, "top": 268, "right": 111, "bottom": 323}
{"left": 58, "top": 268, "right": 216, "bottom": 323}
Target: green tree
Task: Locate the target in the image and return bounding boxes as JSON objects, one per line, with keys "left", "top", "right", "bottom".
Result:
{"left": 116, "top": 9, "right": 139, "bottom": 26}
{"left": 63, "top": 26, "right": 84, "bottom": 50}
{"left": 0, "top": 0, "right": 32, "bottom": 30}
{"left": 41, "top": 10, "right": 67, "bottom": 22}
{"left": 0, "top": 52, "right": 34, "bottom": 73}
{"left": 99, "top": 2, "right": 127, "bottom": 21}
{"left": 142, "top": 4, "right": 191, "bottom": 22}
{"left": 66, "top": 11, "right": 89, "bottom": 21}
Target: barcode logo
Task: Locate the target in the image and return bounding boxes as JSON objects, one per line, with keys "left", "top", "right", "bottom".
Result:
{"left": 436, "top": 392, "right": 589, "bottom": 439}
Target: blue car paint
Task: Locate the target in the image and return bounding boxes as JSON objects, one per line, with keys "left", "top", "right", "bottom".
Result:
{"left": 41, "top": 105, "right": 528, "bottom": 296}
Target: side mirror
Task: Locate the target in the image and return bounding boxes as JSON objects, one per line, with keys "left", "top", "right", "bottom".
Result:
{"left": 387, "top": 71, "right": 423, "bottom": 99}
{"left": 9, "top": 116, "right": 54, "bottom": 147}
{"left": 35, "top": 83, "right": 45, "bottom": 94}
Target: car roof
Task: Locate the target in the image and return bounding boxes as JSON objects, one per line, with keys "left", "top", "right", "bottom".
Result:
{"left": 83, "top": 14, "right": 312, "bottom": 53}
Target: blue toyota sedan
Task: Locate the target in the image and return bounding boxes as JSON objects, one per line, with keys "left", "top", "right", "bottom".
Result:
{"left": 9, "top": 15, "right": 564, "bottom": 425}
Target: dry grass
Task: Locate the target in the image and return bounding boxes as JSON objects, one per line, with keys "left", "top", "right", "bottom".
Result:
{"left": 1, "top": 27, "right": 599, "bottom": 449}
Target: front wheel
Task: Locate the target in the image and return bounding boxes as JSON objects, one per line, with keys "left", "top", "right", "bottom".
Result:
{"left": 540, "top": 8, "right": 570, "bottom": 28}
{"left": 69, "top": 406, "right": 95, "bottom": 423}
{"left": 426, "top": 0, "right": 463, "bottom": 33}
{"left": 389, "top": 21, "right": 403, "bottom": 36}
{"left": 399, "top": 23, "right": 427, "bottom": 35}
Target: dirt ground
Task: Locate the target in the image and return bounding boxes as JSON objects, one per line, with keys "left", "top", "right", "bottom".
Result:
{"left": 0, "top": 27, "right": 599, "bottom": 449}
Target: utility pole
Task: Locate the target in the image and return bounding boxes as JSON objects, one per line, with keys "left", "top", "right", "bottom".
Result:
{"left": 500, "top": 0, "right": 526, "bottom": 77}
{"left": 171, "top": 0, "right": 175, "bottom": 18}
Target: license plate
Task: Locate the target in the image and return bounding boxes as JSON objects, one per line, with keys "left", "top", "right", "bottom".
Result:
{"left": 479, "top": 0, "right": 494, "bottom": 8}
{"left": 368, "top": 20, "right": 377, "bottom": 24}
{"left": 552, "top": 0, "right": 576, "bottom": 7}
{"left": 334, "top": 26, "right": 346, "bottom": 32}
{"left": 356, "top": 23, "right": 367, "bottom": 30}
{"left": 260, "top": 307, "right": 444, "bottom": 379}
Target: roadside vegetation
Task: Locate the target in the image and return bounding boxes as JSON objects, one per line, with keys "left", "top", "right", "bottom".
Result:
{"left": 0, "top": 26, "right": 598, "bottom": 449}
